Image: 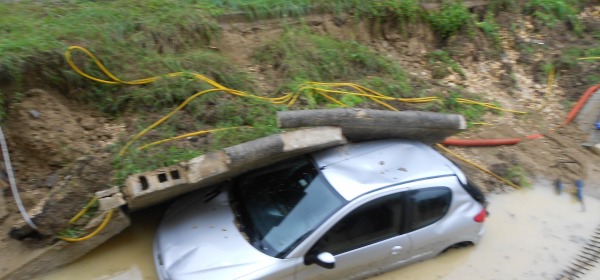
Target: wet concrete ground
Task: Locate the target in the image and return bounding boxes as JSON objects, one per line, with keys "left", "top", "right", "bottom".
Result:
{"left": 39, "top": 182, "right": 600, "bottom": 280}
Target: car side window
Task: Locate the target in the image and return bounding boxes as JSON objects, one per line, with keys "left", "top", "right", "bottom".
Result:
{"left": 406, "top": 187, "right": 452, "bottom": 232}
{"left": 310, "top": 194, "right": 402, "bottom": 255}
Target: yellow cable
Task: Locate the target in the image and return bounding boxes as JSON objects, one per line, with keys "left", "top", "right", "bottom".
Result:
{"left": 138, "top": 126, "right": 251, "bottom": 151}
{"left": 539, "top": 66, "right": 555, "bottom": 111}
{"left": 578, "top": 57, "right": 600, "bottom": 61}
{"left": 118, "top": 88, "right": 225, "bottom": 156}
{"left": 471, "top": 122, "right": 492, "bottom": 126}
{"left": 67, "top": 46, "right": 530, "bottom": 189}
{"left": 435, "top": 144, "right": 520, "bottom": 190}
{"left": 68, "top": 197, "right": 99, "bottom": 224}
{"left": 456, "top": 98, "right": 527, "bottom": 114}
{"left": 316, "top": 92, "right": 348, "bottom": 107}
{"left": 58, "top": 209, "right": 114, "bottom": 242}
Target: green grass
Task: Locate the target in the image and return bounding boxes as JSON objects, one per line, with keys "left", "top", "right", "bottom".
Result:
{"left": 476, "top": 12, "right": 501, "bottom": 48}
{"left": 444, "top": 91, "right": 493, "bottom": 125}
{"left": 507, "top": 165, "right": 531, "bottom": 188}
{"left": 57, "top": 226, "right": 83, "bottom": 239}
{"left": 427, "top": 2, "right": 471, "bottom": 39}
{"left": 254, "top": 27, "right": 411, "bottom": 100}
{"left": 3, "top": 0, "right": 583, "bottom": 185}
{"left": 524, "top": 0, "right": 583, "bottom": 34}
{"left": 427, "top": 50, "right": 466, "bottom": 79}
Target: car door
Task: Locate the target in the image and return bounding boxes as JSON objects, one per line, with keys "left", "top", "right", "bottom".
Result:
{"left": 295, "top": 193, "right": 413, "bottom": 280}
{"left": 403, "top": 186, "right": 454, "bottom": 261}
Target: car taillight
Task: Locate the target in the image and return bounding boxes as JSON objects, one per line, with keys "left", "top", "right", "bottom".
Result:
{"left": 473, "top": 208, "right": 486, "bottom": 223}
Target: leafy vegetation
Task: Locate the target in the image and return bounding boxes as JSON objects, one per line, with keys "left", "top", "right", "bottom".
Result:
{"left": 57, "top": 226, "right": 83, "bottom": 239}
{"left": 427, "top": 50, "right": 466, "bottom": 79}
{"left": 427, "top": 3, "right": 471, "bottom": 39}
{"left": 489, "top": 0, "right": 518, "bottom": 13}
{"left": 444, "top": 92, "right": 489, "bottom": 125}
{"left": 507, "top": 165, "right": 531, "bottom": 188}
{"left": 524, "top": 0, "right": 583, "bottom": 34}
{"left": 476, "top": 12, "right": 502, "bottom": 48}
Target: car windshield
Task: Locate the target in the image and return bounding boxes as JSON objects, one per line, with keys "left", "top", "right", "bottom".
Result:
{"left": 232, "top": 156, "right": 346, "bottom": 258}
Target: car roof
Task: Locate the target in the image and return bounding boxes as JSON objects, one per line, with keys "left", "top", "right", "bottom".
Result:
{"left": 311, "top": 139, "right": 458, "bottom": 201}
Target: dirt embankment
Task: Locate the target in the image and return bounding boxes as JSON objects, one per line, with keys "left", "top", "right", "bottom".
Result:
{"left": 0, "top": 5, "right": 599, "bottom": 277}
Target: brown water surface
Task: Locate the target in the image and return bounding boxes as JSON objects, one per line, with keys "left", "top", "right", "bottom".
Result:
{"left": 40, "top": 184, "right": 600, "bottom": 280}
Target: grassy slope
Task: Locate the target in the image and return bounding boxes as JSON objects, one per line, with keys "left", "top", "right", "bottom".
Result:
{"left": 1, "top": 0, "right": 596, "bottom": 184}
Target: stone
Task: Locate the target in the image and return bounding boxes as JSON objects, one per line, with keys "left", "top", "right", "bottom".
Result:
{"left": 45, "top": 173, "right": 58, "bottom": 188}
{"left": 79, "top": 118, "right": 97, "bottom": 131}
{"left": 28, "top": 110, "right": 41, "bottom": 119}
{"left": 590, "top": 144, "right": 600, "bottom": 156}
{"left": 98, "top": 195, "right": 126, "bottom": 211}
{"left": 0, "top": 191, "right": 7, "bottom": 222}
{"left": 95, "top": 186, "right": 120, "bottom": 198}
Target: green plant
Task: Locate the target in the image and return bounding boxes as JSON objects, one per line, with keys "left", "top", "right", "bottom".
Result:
{"left": 476, "top": 12, "right": 501, "bottom": 48}
{"left": 354, "top": 0, "right": 422, "bottom": 22}
{"left": 340, "top": 94, "right": 365, "bottom": 107}
{"left": 444, "top": 92, "right": 488, "bottom": 124}
{"left": 253, "top": 27, "right": 411, "bottom": 99}
{"left": 81, "top": 199, "right": 100, "bottom": 219}
{"left": 57, "top": 227, "right": 83, "bottom": 239}
{"left": 427, "top": 50, "right": 466, "bottom": 79}
{"left": 210, "top": 98, "right": 281, "bottom": 149}
{"left": 524, "top": 0, "right": 583, "bottom": 34}
{"left": 428, "top": 3, "right": 471, "bottom": 39}
{"left": 507, "top": 165, "right": 531, "bottom": 188}
{"left": 489, "top": 0, "right": 517, "bottom": 13}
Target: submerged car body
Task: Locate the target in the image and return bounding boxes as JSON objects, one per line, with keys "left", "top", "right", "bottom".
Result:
{"left": 154, "top": 139, "right": 487, "bottom": 280}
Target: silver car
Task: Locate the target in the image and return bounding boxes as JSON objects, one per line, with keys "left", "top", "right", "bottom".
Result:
{"left": 154, "top": 139, "right": 487, "bottom": 280}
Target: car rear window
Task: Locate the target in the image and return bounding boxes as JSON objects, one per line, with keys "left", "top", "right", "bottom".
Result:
{"left": 406, "top": 187, "right": 452, "bottom": 232}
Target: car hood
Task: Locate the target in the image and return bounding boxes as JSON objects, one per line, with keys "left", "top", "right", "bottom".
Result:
{"left": 155, "top": 187, "right": 278, "bottom": 279}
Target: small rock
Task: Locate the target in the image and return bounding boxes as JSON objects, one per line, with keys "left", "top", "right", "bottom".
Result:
{"left": 20, "top": 192, "right": 37, "bottom": 208}
{"left": 0, "top": 191, "right": 7, "bottom": 222}
{"left": 98, "top": 195, "right": 126, "bottom": 211}
{"left": 79, "top": 118, "right": 98, "bottom": 131}
{"left": 307, "top": 19, "right": 323, "bottom": 26}
{"left": 28, "top": 110, "right": 41, "bottom": 119}
{"left": 45, "top": 173, "right": 59, "bottom": 188}
{"left": 95, "top": 186, "right": 120, "bottom": 198}
{"left": 332, "top": 17, "right": 345, "bottom": 27}
{"left": 25, "top": 88, "right": 48, "bottom": 97}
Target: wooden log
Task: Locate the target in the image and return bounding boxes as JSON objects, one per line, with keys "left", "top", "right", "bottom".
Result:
{"left": 277, "top": 108, "right": 466, "bottom": 144}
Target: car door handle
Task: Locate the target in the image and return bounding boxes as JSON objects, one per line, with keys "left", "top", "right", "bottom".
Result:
{"left": 390, "top": 246, "right": 403, "bottom": 255}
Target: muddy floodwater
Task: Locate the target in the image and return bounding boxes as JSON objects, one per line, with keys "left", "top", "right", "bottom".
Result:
{"left": 39, "top": 183, "right": 600, "bottom": 280}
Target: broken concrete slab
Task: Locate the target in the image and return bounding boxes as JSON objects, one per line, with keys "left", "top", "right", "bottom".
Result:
{"left": 98, "top": 193, "right": 126, "bottom": 211}
{"left": 123, "top": 126, "right": 347, "bottom": 210}
{"left": 0, "top": 208, "right": 130, "bottom": 280}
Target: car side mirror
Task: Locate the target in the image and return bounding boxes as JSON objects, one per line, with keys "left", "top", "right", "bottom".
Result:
{"left": 305, "top": 252, "right": 335, "bottom": 269}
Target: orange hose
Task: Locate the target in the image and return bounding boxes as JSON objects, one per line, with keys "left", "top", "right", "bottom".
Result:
{"left": 564, "top": 84, "right": 600, "bottom": 125}
{"left": 442, "top": 134, "right": 543, "bottom": 147}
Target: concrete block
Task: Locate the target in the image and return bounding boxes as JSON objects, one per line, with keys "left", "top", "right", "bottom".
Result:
{"left": 95, "top": 186, "right": 120, "bottom": 198}
{"left": 98, "top": 193, "right": 126, "bottom": 211}
{"left": 124, "top": 127, "right": 347, "bottom": 210}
